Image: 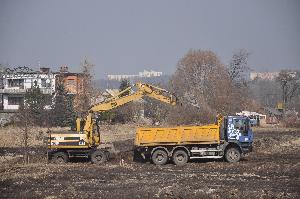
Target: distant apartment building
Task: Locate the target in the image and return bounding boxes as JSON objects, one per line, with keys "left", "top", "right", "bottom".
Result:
{"left": 138, "top": 70, "right": 163, "bottom": 77}
{"left": 0, "top": 67, "right": 56, "bottom": 111}
{"left": 250, "top": 72, "right": 279, "bottom": 80}
{"left": 108, "top": 70, "right": 163, "bottom": 81}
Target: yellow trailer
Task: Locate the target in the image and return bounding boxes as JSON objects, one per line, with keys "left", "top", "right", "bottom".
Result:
{"left": 134, "top": 116, "right": 253, "bottom": 165}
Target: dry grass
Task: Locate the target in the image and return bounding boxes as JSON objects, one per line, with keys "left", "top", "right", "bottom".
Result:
{"left": 0, "top": 126, "right": 68, "bottom": 148}
{"left": 100, "top": 123, "right": 137, "bottom": 143}
{"left": 252, "top": 126, "right": 300, "bottom": 133}
{"left": 1, "top": 124, "right": 298, "bottom": 148}
{"left": 0, "top": 124, "right": 138, "bottom": 148}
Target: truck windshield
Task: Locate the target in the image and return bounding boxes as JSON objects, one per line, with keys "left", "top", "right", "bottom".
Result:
{"left": 233, "top": 118, "right": 250, "bottom": 135}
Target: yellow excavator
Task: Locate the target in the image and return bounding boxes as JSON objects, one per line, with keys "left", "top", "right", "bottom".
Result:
{"left": 47, "top": 82, "right": 177, "bottom": 164}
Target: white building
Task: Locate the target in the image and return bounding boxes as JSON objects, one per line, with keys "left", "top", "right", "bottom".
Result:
{"left": 0, "top": 67, "right": 56, "bottom": 111}
{"left": 108, "top": 70, "right": 163, "bottom": 81}
{"left": 138, "top": 70, "right": 163, "bottom": 77}
{"left": 250, "top": 72, "right": 279, "bottom": 80}
{"left": 107, "top": 74, "right": 136, "bottom": 81}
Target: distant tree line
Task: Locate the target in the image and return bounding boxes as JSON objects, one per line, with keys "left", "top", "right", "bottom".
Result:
{"left": 12, "top": 51, "right": 300, "bottom": 128}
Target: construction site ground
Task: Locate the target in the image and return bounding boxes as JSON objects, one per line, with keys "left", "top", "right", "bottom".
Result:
{"left": 0, "top": 125, "right": 299, "bottom": 198}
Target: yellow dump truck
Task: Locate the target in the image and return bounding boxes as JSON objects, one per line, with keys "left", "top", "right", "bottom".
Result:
{"left": 134, "top": 115, "right": 253, "bottom": 165}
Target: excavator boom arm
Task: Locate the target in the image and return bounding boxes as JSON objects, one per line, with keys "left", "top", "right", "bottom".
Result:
{"left": 90, "top": 82, "right": 176, "bottom": 112}
{"left": 82, "top": 82, "right": 177, "bottom": 135}
{"left": 90, "top": 91, "right": 143, "bottom": 112}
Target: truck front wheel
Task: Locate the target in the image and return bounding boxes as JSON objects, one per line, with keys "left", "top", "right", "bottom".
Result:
{"left": 91, "top": 150, "right": 107, "bottom": 164}
{"left": 172, "top": 150, "right": 188, "bottom": 166}
{"left": 152, "top": 149, "right": 168, "bottom": 165}
{"left": 225, "top": 147, "right": 241, "bottom": 163}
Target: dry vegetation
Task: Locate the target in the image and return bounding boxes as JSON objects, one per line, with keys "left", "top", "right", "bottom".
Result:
{"left": 0, "top": 126, "right": 53, "bottom": 148}
{"left": 0, "top": 125, "right": 299, "bottom": 198}
{"left": 142, "top": 49, "right": 259, "bottom": 125}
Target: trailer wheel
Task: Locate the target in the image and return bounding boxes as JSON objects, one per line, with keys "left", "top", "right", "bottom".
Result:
{"left": 172, "top": 150, "right": 188, "bottom": 166}
{"left": 52, "top": 152, "right": 69, "bottom": 164}
{"left": 91, "top": 150, "right": 107, "bottom": 164}
{"left": 152, "top": 149, "right": 168, "bottom": 165}
{"left": 225, "top": 147, "right": 241, "bottom": 163}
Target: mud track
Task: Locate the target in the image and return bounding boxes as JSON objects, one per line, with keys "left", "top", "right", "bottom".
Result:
{"left": 0, "top": 130, "right": 299, "bottom": 198}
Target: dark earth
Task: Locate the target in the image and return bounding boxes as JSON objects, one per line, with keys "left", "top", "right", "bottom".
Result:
{"left": 0, "top": 129, "right": 299, "bottom": 199}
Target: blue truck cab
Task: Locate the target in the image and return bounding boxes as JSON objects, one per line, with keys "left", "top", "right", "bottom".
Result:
{"left": 224, "top": 116, "right": 253, "bottom": 154}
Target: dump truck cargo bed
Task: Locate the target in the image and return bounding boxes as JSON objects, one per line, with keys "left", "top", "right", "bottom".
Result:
{"left": 135, "top": 124, "right": 221, "bottom": 146}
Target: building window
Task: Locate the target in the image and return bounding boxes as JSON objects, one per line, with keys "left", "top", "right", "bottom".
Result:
{"left": 41, "top": 79, "right": 51, "bottom": 88}
{"left": 8, "top": 97, "right": 24, "bottom": 105}
{"left": 8, "top": 79, "right": 24, "bottom": 88}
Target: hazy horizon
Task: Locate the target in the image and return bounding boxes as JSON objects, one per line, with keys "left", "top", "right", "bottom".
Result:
{"left": 1, "top": 0, "right": 299, "bottom": 78}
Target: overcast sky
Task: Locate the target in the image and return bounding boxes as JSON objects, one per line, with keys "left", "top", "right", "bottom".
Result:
{"left": 0, "top": 0, "right": 299, "bottom": 78}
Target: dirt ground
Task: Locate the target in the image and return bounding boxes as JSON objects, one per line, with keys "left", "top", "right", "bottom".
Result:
{"left": 0, "top": 126, "right": 299, "bottom": 199}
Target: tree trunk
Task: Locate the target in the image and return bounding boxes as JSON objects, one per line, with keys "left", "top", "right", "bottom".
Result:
{"left": 24, "top": 121, "right": 29, "bottom": 164}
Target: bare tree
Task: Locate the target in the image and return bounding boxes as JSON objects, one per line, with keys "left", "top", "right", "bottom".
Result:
{"left": 249, "top": 78, "right": 281, "bottom": 108}
{"left": 276, "top": 70, "right": 300, "bottom": 109}
{"left": 167, "top": 49, "right": 236, "bottom": 124}
{"left": 74, "top": 58, "right": 94, "bottom": 113}
{"left": 226, "top": 49, "right": 258, "bottom": 112}
{"left": 15, "top": 104, "right": 33, "bottom": 164}
{"left": 228, "top": 49, "right": 250, "bottom": 86}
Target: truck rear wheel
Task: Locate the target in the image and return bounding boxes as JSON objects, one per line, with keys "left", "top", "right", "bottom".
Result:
{"left": 172, "top": 150, "right": 188, "bottom": 166}
{"left": 152, "top": 149, "right": 168, "bottom": 165}
{"left": 91, "top": 150, "right": 107, "bottom": 164}
{"left": 225, "top": 147, "right": 241, "bottom": 163}
{"left": 52, "top": 152, "right": 69, "bottom": 164}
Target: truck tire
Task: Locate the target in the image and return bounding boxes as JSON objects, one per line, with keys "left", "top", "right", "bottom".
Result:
{"left": 152, "top": 149, "right": 168, "bottom": 165}
{"left": 225, "top": 147, "right": 241, "bottom": 163}
{"left": 172, "top": 150, "right": 188, "bottom": 166}
{"left": 91, "top": 150, "right": 107, "bottom": 164}
{"left": 52, "top": 152, "right": 69, "bottom": 164}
